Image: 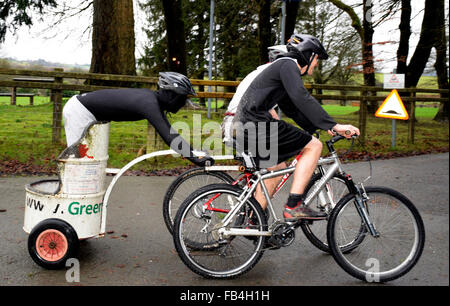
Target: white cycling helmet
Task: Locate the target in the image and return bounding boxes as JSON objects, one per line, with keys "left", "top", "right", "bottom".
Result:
{"left": 268, "top": 45, "right": 288, "bottom": 62}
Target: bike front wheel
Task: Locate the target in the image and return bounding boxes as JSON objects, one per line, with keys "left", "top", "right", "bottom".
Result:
{"left": 173, "top": 184, "right": 267, "bottom": 279}
{"left": 327, "top": 186, "right": 425, "bottom": 283}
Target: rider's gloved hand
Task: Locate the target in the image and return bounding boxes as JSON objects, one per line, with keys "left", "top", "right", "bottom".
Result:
{"left": 189, "top": 155, "right": 215, "bottom": 167}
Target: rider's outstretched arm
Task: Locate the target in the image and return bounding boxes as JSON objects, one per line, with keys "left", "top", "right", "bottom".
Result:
{"left": 146, "top": 111, "right": 213, "bottom": 167}
{"left": 279, "top": 60, "right": 336, "bottom": 132}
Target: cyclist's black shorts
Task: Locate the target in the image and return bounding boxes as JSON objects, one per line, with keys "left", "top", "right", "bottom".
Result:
{"left": 235, "top": 119, "right": 312, "bottom": 168}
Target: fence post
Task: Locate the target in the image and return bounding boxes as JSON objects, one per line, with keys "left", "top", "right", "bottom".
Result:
{"left": 52, "top": 68, "right": 64, "bottom": 144}
{"left": 359, "top": 90, "right": 367, "bottom": 143}
{"left": 146, "top": 122, "right": 164, "bottom": 159}
{"left": 407, "top": 88, "right": 416, "bottom": 144}
{"left": 10, "top": 86, "right": 16, "bottom": 105}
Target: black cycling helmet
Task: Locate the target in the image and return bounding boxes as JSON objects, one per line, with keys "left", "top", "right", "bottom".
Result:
{"left": 268, "top": 45, "right": 287, "bottom": 62}
{"left": 158, "top": 71, "right": 196, "bottom": 96}
{"left": 287, "top": 33, "right": 328, "bottom": 65}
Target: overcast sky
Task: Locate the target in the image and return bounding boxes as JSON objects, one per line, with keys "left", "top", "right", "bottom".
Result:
{"left": 0, "top": 1, "right": 445, "bottom": 73}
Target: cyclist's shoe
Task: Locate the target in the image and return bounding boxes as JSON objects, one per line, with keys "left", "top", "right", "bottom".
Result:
{"left": 283, "top": 204, "right": 327, "bottom": 221}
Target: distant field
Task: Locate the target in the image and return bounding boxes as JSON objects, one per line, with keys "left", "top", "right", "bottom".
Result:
{"left": 321, "top": 104, "right": 439, "bottom": 118}
{"left": 0, "top": 96, "right": 51, "bottom": 106}
{"left": 0, "top": 93, "right": 447, "bottom": 174}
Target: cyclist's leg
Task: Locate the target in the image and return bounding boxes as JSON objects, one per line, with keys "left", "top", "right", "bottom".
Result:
{"left": 284, "top": 137, "right": 326, "bottom": 220}
{"left": 289, "top": 137, "right": 322, "bottom": 194}
{"left": 254, "top": 162, "right": 287, "bottom": 210}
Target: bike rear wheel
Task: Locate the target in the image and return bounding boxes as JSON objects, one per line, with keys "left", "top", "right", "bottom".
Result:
{"left": 327, "top": 186, "right": 425, "bottom": 282}
{"left": 173, "top": 184, "right": 267, "bottom": 279}
{"left": 163, "top": 168, "right": 234, "bottom": 234}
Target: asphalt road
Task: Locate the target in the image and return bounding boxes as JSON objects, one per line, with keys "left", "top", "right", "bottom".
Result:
{"left": 0, "top": 153, "right": 448, "bottom": 287}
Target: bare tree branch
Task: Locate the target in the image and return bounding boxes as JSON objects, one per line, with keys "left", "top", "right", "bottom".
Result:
{"left": 328, "top": 0, "right": 363, "bottom": 38}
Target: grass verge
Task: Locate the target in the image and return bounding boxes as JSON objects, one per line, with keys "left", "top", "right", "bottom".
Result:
{"left": 0, "top": 97, "right": 448, "bottom": 176}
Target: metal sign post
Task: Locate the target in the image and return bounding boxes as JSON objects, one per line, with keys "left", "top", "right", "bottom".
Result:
{"left": 380, "top": 74, "right": 406, "bottom": 148}
{"left": 391, "top": 119, "right": 396, "bottom": 147}
{"left": 207, "top": 0, "right": 215, "bottom": 119}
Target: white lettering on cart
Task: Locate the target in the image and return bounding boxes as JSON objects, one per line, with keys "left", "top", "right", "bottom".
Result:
{"left": 26, "top": 197, "right": 44, "bottom": 211}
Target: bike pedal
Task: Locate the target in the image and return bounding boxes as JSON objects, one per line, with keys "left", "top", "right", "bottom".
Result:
{"left": 264, "top": 242, "right": 281, "bottom": 250}
{"left": 264, "top": 237, "right": 281, "bottom": 250}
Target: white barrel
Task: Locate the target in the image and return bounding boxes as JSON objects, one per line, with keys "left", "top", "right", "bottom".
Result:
{"left": 24, "top": 180, "right": 105, "bottom": 239}
{"left": 58, "top": 122, "right": 110, "bottom": 195}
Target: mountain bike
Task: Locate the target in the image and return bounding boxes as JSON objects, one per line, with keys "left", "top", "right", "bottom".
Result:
{"left": 163, "top": 135, "right": 349, "bottom": 253}
{"left": 172, "top": 134, "right": 425, "bottom": 281}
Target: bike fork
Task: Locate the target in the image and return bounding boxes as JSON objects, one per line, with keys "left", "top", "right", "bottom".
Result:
{"left": 344, "top": 174, "right": 380, "bottom": 238}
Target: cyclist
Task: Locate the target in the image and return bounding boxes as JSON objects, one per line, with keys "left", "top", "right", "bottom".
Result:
{"left": 233, "top": 34, "right": 359, "bottom": 220}
{"left": 62, "top": 71, "right": 214, "bottom": 167}
{"left": 221, "top": 45, "right": 287, "bottom": 146}
{"left": 223, "top": 45, "right": 306, "bottom": 210}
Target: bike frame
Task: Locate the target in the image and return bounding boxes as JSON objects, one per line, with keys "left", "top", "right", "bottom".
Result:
{"left": 203, "top": 153, "right": 302, "bottom": 213}
{"left": 210, "top": 136, "right": 379, "bottom": 239}
{"left": 204, "top": 154, "right": 338, "bottom": 221}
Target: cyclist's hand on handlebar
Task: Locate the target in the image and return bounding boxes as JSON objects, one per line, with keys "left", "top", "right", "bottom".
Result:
{"left": 328, "top": 124, "right": 360, "bottom": 139}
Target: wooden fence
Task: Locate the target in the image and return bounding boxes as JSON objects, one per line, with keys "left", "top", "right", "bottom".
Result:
{"left": 0, "top": 67, "right": 448, "bottom": 145}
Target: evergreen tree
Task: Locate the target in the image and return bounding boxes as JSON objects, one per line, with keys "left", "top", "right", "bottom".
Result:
{"left": 89, "top": 0, "right": 136, "bottom": 79}
{"left": 0, "top": 0, "right": 57, "bottom": 43}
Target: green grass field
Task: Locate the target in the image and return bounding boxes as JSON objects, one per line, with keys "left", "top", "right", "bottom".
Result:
{"left": 0, "top": 94, "right": 448, "bottom": 175}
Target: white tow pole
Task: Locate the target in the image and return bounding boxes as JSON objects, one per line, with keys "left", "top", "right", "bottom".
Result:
{"left": 99, "top": 150, "right": 234, "bottom": 235}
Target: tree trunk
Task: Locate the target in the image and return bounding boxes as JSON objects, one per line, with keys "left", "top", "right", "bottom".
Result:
{"left": 90, "top": 0, "right": 136, "bottom": 82}
{"left": 161, "top": 0, "right": 187, "bottom": 75}
{"left": 285, "top": 0, "right": 300, "bottom": 42}
{"left": 257, "top": 0, "right": 271, "bottom": 64}
{"left": 432, "top": 0, "right": 449, "bottom": 122}
{"left": 395, "top": 0, "right": 414, "bottom": 118}
{"left": 405, "top": 0, "right": 437, "bottom": 88}
{"left": 396, "top": 0, "right": 411, "bottom": 75}
{"left": 190, "top": 6, "right": 208, "bottom": 106}
{"left": 362, "top": 0, "right": 377, "bottom": 114}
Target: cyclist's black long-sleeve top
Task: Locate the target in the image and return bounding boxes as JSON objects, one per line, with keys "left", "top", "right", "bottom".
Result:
{"left": 77, "top": 88, "right": 200, "bottom": 163}
{"left": 235, "top": 57, "right": 336, "bottom": 132}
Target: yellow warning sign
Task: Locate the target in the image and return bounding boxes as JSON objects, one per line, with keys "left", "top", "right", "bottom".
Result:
{"left": 375, "top": 89, "right": 409, "bottom": 120}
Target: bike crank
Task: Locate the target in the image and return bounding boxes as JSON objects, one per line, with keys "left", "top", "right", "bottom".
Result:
{"left": 266, "top": 223, "right": 296, "bottom": 249}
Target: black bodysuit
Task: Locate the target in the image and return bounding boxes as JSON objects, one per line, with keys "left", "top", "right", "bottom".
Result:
{"left": 77, "top": 88, "right": 204, "bottom": 165}
{"left": 234, "top": 57, "right": 337, "bottom": 167}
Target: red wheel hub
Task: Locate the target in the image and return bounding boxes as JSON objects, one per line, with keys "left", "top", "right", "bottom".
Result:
{"left": 36, "top": 229, "right": 68, "bottom": 261}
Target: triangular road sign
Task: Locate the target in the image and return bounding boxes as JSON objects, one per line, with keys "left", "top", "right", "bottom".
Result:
{"left": 375, "top": 89, "right": 409, "bottom": 120}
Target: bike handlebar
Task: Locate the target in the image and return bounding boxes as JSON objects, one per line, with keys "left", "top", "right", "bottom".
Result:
{"left": 325, "top": 131, "right": 358, "bottom": 153}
